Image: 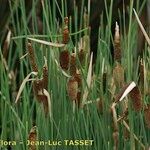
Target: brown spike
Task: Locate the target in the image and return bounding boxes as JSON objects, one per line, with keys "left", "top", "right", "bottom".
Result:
{"left": 144, "top": 104, "right": 150, "bottom": 128}
{"left": 96, "top": 99, "right": 103, "bottom": 114}
{"left": 59, "top": 50, "right": 70, "bottom": 70}
{"left": 67, "top": 77, "right": 78, "bottom": 101}
{"left": 78, "top": 49, "right": 85, "bottom": 65}
{"left": 139, "top": 59, "right": 145, "bottom": 94}
{"left": 114, "top": 22, "right": 121, "bottom": 62}
{"left": 75, "top": 91, "right": 81, "bottom": 108}
{"left": 69, "top": 54, "right": 77, "bottom": 76}
{"left": 42, "top": 65, "right": 48, "bottom": 90}
{"left": 28, "top": 126, "right": 37, "bottom": 150}
{"left": 27, "top": 43, "right": 38, "bottom": 72}
{"left": 139, "top": 59, "right": 144, "bottom": 84}
{"left": 33, "top": 79, "right": 49, "bottom": 115}
{"left": 129, "top": 86, "right": 142, "bottom": 112}
{"left": 33, "top": 80, "right": 44, "bottom": 102}
{"left": 74, "top": 73, "right": 82, "bottom": 87}
{"left": 102, "top": 72, "right": 107, "bottom": 93}
{"left": 40, "top": 95, "right": 49, "bottom": 115}
{"left": 113, "top": 62, "right": 124, "bottom": 88}
{"left": 62, "top": 17, "right": 69, "bottom": 44}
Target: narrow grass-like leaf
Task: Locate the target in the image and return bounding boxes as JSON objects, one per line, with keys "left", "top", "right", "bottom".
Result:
{"left": 116, "top": 82, "right": 136, "bottom": 102}
{"left": 15, "top": 72, "right": 38, "bottom": 103}
{"left": 82, "top": 53, "right": 93, "bottom": 105}
{"left": 133, "top": 9, "right": 150, "bottom": 46}
{"left": 27, "top": 37, "right": 65, "bottom": 47}
{"left": 144, "top": 104, "right": 150, "bottom": 128}
{"left": 43, "top": 89, "right": 52, "bottom": 118}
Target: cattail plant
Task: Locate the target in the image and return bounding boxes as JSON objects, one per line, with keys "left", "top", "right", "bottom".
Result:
{"left": 67, "top": 74, "right": 82, "bottom": 108}
{"left": 67, "top": 77, "right": 78, "bottom": 101}
{"left": 139, "top": 59, "right": 144, "bottom": 84}
{"left": 62, "top": 17, "right": 69, "bottom": 44}
{"left": 139, "top": 59, "right": 145, "bottom": 95}
{"left": 76, "top": 91, "right": 81, "bottom": 107}
{"left": 113, "top": 62, "right": 124, "bottom": 88}
{"left": 74, "top": 73, "right": 82, "bottom": 87}
{"left": 77, "top": 49, "right": 85, "bottom": 65}
{"left": 42, "top": 60, "right": 48, "bottom": 90}
{"left": 102, "top": 72, "right": 107, "bottom": 93}
{"left": 27, "top": 42, "right": 49, "bottom": 115}
{"left": 114, "top": 22, "right": 121, "bottom": 62}
{"left": 27, "top": 42, "right": 38, "bottom": 72}
{"left": 144, "top": 104, "right": 150, "bottom": 128}
{"left": 28, "top": 126, "right": 37, "bottom": 150}
{"left": 59, "top": 50, "right": 70, "bottom": 70}
{"left": 115, "top": 83, "right": 131, "bottom": 103}
{"left": 69, "top": 54, "right": 77, "bottom": 76}
{"left": 96, "top": 98, "right": 103, "bottom": 114}
{"left": 115, "top": 82, "right": 142, "bottom": 111}
{"left": 129, "top": 86, "right": 142, "bottom": 112}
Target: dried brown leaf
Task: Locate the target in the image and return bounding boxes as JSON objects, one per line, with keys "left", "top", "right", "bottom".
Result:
{"left": 15, "top": 72, "right": 38, "bottom": 103}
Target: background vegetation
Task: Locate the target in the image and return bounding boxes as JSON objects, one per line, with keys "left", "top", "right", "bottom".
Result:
{"left": 0, "top": 0, "right": 150, "bottom": 149}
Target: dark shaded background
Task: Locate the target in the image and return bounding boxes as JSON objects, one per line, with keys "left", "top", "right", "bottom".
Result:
{"left": 0, "top": 0, "right": 149, "bottom": 59}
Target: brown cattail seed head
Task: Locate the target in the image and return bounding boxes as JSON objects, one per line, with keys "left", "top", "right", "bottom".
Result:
{"left": 40, "top": 95, "right": 49, "bottom": 115}
{"left": 144, "top": 104, "right": 150, "bottom": 128}
{"left": 139, "top": 59, "right": 145, "bottom": 94}
{"left": 78, "top": 49, "right": 85, "bottom": 65}
{"left": 67, "top": 77, "right": 78, "bottom": 101}
{"left": 139, "top": 59, "right": 144, "bottom": 84}
{"left": 75, "top": 91, "right": 81, "bottom": 108}
{"left": 129, "top": 86, "right": 142, "bottom": 112}
{"left": 33, "top": 80, "right": 44, "bottom": 102}
{"left": 64, "top": 17, "right": 68, "bottom": 25}
{"left": 102, "top": 72, "right": 107, "bottom": 93}
{"left": 96, "top": 99, "right": 103, "bottom": 114}
{"left": 74, "top": 73, "right": 82, "bottom": 87}
{"left": 27, "top": 42, "right": 38, "bottom": 72}
{"left": 69, "top": 54, "right": 77, "bottom": 76}
{"left": 113, "top": 62, "right": 124, "bottom": 88}
{"left": 42, "top": 65, "right": 48, "bottom": 90}
{"left": 33, "top": 80, "right": 49, "bottom": 115}
{"left": 59, "top": 50, "right": 70, "bottom": 70}
{"left": 28, "top": 126, "right": 37, "bottom": 150}
{"left": 62, "top": 17, "right": 69, "bottom": 44}
{"left": 114, "top": 22, "right": 121, "bottom": 62}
